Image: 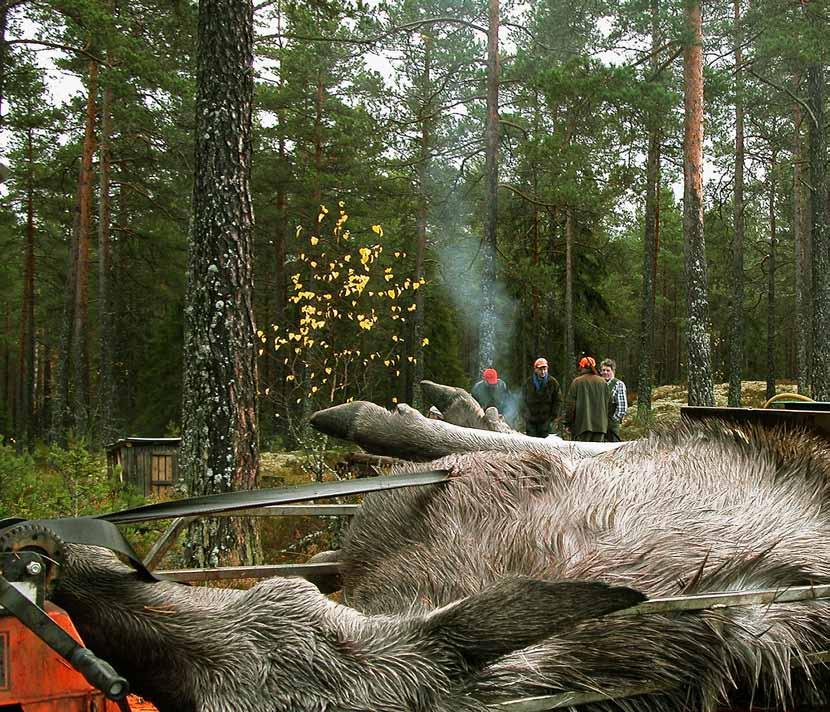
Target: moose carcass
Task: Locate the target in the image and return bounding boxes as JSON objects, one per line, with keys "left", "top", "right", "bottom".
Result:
{"left": 47, "top": 385, "right": 830, "bottom": 711}
{"left": 53, "top": 544, "right": 638, "bottom": 711}
{"left": 311, "top": 397, "right": 830, "bottom": 710}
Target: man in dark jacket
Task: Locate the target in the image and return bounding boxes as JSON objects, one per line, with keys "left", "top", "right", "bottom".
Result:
{"left": 522, "top": 357, "right": 561, "bottom": 437}
{"left": 565, "top": 356, "right": 614, "bottom": 442}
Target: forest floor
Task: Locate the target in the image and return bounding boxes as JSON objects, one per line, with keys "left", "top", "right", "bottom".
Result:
{"left": 621, "top": 380, "right": 798, "bottom": 439}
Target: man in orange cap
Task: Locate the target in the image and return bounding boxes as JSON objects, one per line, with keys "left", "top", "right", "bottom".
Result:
{"left": 564, "top": 355, "right": 614, "bottom": 442}
{"left": 471, "top": 367, "right": 508, "bottom": 414}
{"left": 522, "top": 357, "right": 561, "bottom": 437}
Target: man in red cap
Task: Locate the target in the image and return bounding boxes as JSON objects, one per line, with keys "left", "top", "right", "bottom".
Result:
{"left": 471, "top": 367, "right": 508, "bottom": 414}
{"left": 564, "top": 355, "right": 614, "bottom": 442}
{"left": 522, "top": 357, "right": 561, "bottom": 437}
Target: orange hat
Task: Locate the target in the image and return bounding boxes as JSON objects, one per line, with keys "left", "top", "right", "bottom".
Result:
{"left": 533, "top": 357, "right": 548, "bottom": 368}
{"left": 483, "top": 368, "right": 498, "bottom": 384}
{"left": 578, "top": 356, "right": 596, "bottom": 369}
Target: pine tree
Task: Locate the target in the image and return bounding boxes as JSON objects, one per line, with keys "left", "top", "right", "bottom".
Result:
{"left": 180, "top": 0, "right": 259, "bottom": 567}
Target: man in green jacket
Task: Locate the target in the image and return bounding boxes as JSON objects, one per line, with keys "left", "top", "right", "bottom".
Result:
{"left": 565, "top": 356, "right": 614, "bottom": 442}
{"left": 522, "top": 357, "right": 561, "bottom": 437}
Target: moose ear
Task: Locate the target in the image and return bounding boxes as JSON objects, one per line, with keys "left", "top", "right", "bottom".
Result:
{"left": 423, "top": 577, "right": 645, "bottom": 668}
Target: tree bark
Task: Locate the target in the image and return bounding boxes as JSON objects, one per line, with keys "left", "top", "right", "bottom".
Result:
{"left": 272, "top": 153, "right": 287, "bottom": 432}
{"left": 97, "top": 72, "right": 115, "bottom": 445}
{"left": 530, "top": 92, "right": 542, "bottom": 360}
{"left": 792, "top": 88, "right": 810, "bottom": 394}
{"left": 636, "top": 0, "right": 661, "bottom": 421}
{"left": 270, "top": 14, "right": 288, "bottom": 442}
{"left": 564, "top": 209, "right": 574, "bottom": 381}
{"left": 410, "top": 35, "right": 431, "bottom": 411}
{"left": 2, "top": 304, "right": 10, "bottom": 428}
{"left": 51, "top": 164, "right": 83, "bottom": 444}
{"left": 478, "top": 0, "right": 499, "bottom": 371}
{"left": 728, "top": 0, "right": 744, "bottom": 407}
{"left": 313, "top": 52, "right": 324, "bottom": 206}
{"left": 181, "top": 0, "right": 260, "bottom": 567}
{"left": 682, "top": 0, "right": 714, "bottom": 407}
{"left": 16, "top": 125, "right": 36, "bottom": 452}
{"left": 766, "top": 156, "right": 777, "bottom": 401}
{"left": 808, "top": 63, "right": 830, "bottom": 400}
{"left": 40, "top": 342, "right": 51, "bottom": 437}
{"left": 71, "top": 60, "right": 98, "bottom": 434}
{"left": 0, "top": 6, "right": 7, "bottom": 127}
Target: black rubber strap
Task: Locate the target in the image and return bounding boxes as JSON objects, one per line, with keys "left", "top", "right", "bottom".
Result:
{"left": 1, "top": 470, "right": 449, "bottom": 580}
{"left": 99, "top": 470, "right": 449, "bottom": 524}
{"left": 23, "top": 517, "right": 158, "bottom": 580}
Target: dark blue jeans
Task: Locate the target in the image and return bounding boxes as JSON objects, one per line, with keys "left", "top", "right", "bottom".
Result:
{"left": 526, "top": 421, "right": 550, "bottom": 438}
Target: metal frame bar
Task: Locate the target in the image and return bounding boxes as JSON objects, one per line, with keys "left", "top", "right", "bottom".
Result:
{"left": 494, "top": 585, "right": 830, "bottom": 711}
{"left": 157, "top": 561, "right": 341, "bottom": 583}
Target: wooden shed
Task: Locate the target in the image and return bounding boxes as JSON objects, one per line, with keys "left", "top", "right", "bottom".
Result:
{"left": 106, "top": 437, "right": 181, "bottom": 498}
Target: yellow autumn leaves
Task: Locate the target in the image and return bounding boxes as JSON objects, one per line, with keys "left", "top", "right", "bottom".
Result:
{"left": 263, "top": 204, "right": 428, "bottom": 405}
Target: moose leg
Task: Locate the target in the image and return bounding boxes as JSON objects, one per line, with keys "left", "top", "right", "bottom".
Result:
{"left": 311, "top": 400, "right": 624, "bottom": 462}
{"left": 310, "top": 401, "right": 558, "bottom": 461}
{"left": 420, "top": 380, "right": 513, "bottom": 433}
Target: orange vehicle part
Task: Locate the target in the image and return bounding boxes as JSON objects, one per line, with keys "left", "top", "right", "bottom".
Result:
{"left": 0, "top": 602, "right": 157, "bottom": 712}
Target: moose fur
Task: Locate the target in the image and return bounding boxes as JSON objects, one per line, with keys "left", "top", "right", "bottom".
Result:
{"left": 333, "top": 417, "right": 830, "bottom": 711}
{"left": 50, "top": 387, "right": 830, "bottom": 712}
{"left": 54, "top": 545, "right": 639, "bottom": 712}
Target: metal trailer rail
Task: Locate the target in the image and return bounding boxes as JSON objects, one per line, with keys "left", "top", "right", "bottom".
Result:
{"left": 144, "top": 503, "right": 360, "bottom": 571}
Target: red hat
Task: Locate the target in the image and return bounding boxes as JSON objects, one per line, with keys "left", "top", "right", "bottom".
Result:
{"left": 482, "top": 368, "right": 498, "bottom": 384}
{"left": 578, "top": 356, "right": 596, "bottom": 369}
{"left": 533, "top": 357, "right": 548, "bottom": 368}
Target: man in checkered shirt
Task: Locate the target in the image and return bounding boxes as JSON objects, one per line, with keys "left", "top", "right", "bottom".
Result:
{"left": 600, "top": 358, "right": 627, "bottom": 442}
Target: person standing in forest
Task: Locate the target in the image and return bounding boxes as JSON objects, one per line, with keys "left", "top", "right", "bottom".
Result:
{"left": 522, "top": 357, "right": 561, "bottom": 437}
{"left": 471, "top": 368, "right": 508, "bottom": 413}
{"left": 565, "top": 356, "right": 613, "bottom": 442}
{"left": 600, "top": 358, "right": 628, "bottom": 442}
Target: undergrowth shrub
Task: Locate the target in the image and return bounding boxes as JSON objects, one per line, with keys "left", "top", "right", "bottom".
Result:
{"left": 0, "top": 441, "right": 160, "bottom": 555}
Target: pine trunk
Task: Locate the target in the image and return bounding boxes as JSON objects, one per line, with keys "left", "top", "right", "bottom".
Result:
{"left": 564, "top": 209, "right": 574, "bottom": 383}
{"left": 2, "top": 304, "right": 9, "bottom": 427}
{"left": 793, "top": 90, "right": 811, "bottom": 394}
{"left": 682, "top": 0, "right": 714, "bottom": 407}
{"left": 272, "top": 179, "right": 287, "bottom": 430}
{"left": 181, "top": 0, "right": 260, "bottom": 568}
{"left": 808, "top": 63, "right": 830, "bottom": 400}
{"left": 97, "top": 77, "right": 115, "bottom": 444}
{"left": 530, "top": 91, "right": 543, "bottom": 361}
{"left": 16, "top": 125, "right": 36, "bottom": 452}
{"left": 636, "top": 0, "right": 661, "bottom": 421}
{"left": 478, "top": 0, "right": 499, "bottom": 371}
{"left": 314, "top": 71, "right": 324, "bottom": 205}
{"left": 410, "top": 37, "right": 431, "bottom": 411}
{"left": 728, "top": 0, "right": 744, "bottom": 406}
{"left": 51, "top": 171, "right": 82, "bottom": 444}
{"left": 71, "top": 60, "right": 98, "bottom": 435}
{"left": 0, "top": 6, "right": 7, "bottom": 125}
{"left": 40, "top": 343, "right": 51, "bottom": 437}
{"left": 766, "top": 162, "right": 777, "bottom": 401}
{"left": 271, "top": 60, "right": 288, "bottom": 441}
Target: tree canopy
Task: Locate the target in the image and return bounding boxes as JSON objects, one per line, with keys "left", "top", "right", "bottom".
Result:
{"left": 1, "top": 0, "right": 828, "bottom": 451}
